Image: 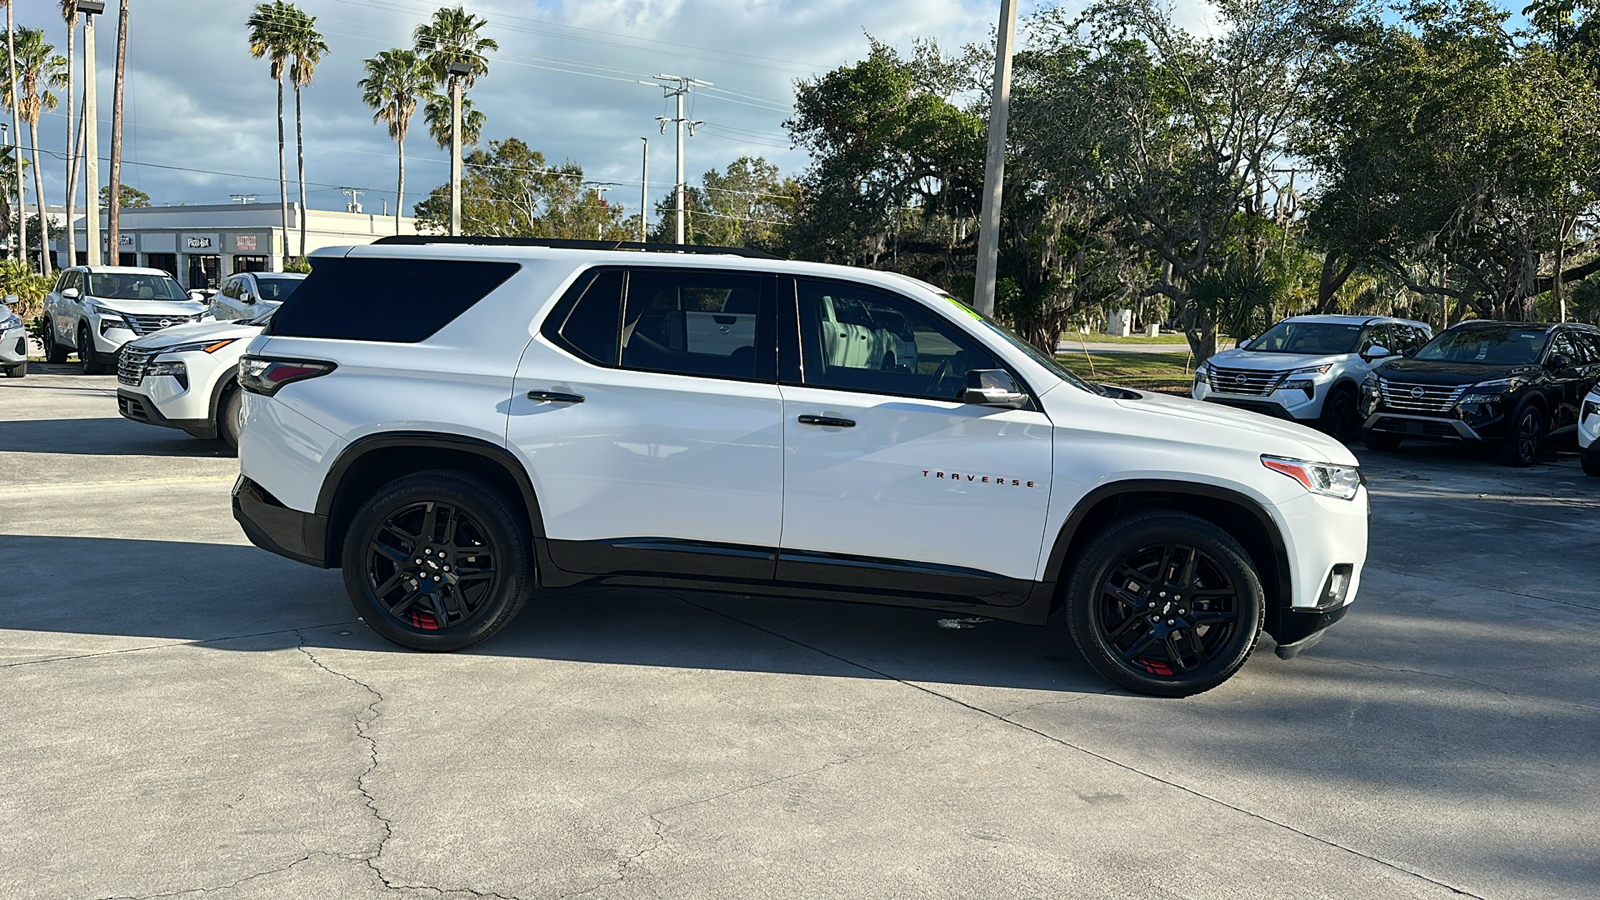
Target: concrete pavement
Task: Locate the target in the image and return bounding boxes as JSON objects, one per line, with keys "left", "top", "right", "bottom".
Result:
{"left": 3, "top": 368, "right": 1597, "bottom": 899}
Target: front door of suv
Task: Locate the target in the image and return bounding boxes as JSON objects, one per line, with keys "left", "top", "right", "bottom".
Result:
{"left": 511, "top": 266, "right": 784, "bottom": 582}
{"left": 775, "top": 278, "right": 1053, "bottom": 607}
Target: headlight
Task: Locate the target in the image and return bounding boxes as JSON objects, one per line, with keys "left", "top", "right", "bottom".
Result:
{"left": 1583, "top": 399, "right": 1599, "bottom": 422}
{"left": 1286, "top": 364, "right": 1333, "bottom": 377}
{"left": 1459, "top": 377, "right": 1525, "bottom": 406}
{"left": 1262, "top": 455, "right": 1362, "bottom": 501}
{"left": 147, "top": 359, "right": 188, "bottom": 389}
{"left": 1193, "top": 362, "right": 1211, "bottom": 386}
{"left": 157, "top": 338, "right": 239, "bottom": 354}
{"left": 0, "top": 312, "right": 20, "bottom": 331}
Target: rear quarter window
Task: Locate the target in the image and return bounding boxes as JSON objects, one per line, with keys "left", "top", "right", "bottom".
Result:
{"left": 268, "top": 257, "right": 520, "bottom": 343}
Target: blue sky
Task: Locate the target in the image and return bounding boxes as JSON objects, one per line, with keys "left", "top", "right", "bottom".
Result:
{"left": 8, "top": 0, "right": 1056, "bottom": 224}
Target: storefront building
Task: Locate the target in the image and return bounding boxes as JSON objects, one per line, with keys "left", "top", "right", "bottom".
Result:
{"left": 66, "top": 202, "right": 420, "bottom": 289}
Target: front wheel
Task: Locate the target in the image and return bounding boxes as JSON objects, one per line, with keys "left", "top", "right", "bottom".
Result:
{"left": 341, "top": 470, "right": 533, "bottom": 652}
{"left": 1498, "top": 403, "right": 1544, "bottom": 467}
{"left": 3, "top": 361, "right": 24, "bottom": 378}
{"left": 1064, "top": 512, "right": 1264, "bottom": 697}
{"left": 218, "top": 388, "right": 245, "bottom": 449}
{"left": 44, "top": 320, "right": 68, "bottom": 363}
{"left": 78, "top": 324, "right": 110, "bottom": 375}
{"left": 1319, "top": 386, "right": 1358, "bottom": 440}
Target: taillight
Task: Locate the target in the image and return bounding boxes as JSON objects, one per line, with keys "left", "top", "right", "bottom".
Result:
{"left": 238, "top": 354, "right": 337, "bottom": 396}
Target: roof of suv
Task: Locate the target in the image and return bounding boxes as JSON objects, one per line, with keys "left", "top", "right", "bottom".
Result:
{"left": 66, "top": 265, "right": 180, "bottom": 277}
{"left": 1446, "top": 320, "right": 1600, "bottom": 333}
{"left": 1280, "top": 314, "right": 1427, "bottom": 327}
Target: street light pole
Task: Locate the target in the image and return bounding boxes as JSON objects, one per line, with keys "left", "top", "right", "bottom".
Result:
{"left": 447, "top": 59, "right": 470, "bottom": 237}
{"left": 80, "top": 1, "right": 104, "bottom": 267}
{"left": 640, "top": 137, "right": 648, "bottom": 243}
{"left": 7, "top": 0, "right": 24, "bottom": 266}
{"left": 972, "top": 0, "right": 1018, "bottom": 318}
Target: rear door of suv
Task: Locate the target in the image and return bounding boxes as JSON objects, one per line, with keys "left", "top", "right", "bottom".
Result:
{"left": 512, "top": 265, "right": 784, "bottom": 582}
{"left": 773, "top": 276, "right": 1052, "bottom": 607}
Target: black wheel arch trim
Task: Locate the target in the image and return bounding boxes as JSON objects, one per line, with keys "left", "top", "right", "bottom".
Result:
{"left": 315, "top": 431, "right": 548, "bottom": 544}
{"left": 208, "top": 363, "right": 241, "bottom": 422}
{"left": 1043, "top": 479, "right": 1295, "bottom": 629}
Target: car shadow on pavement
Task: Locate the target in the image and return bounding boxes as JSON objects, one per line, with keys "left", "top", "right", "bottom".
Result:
{"left": 0, "top": 417, "right": 233, "bottom": 457}
{"left": 0, "top": 534, "right": 1107, "bottom": 694}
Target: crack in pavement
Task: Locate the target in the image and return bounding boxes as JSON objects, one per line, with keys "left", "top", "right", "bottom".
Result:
{"left": 672, "top": 594, "right": 1487, "bottom": 900}
{"left": 96, "top": 852, "right": 318, "bottom": 899}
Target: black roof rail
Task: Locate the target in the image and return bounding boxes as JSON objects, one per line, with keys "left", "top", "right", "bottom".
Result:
{"left": 371, "top": 235, "right": 780, "bottom": 260}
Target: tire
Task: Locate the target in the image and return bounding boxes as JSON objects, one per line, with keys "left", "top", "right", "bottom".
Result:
{"left": 1583, "top": 445, "right": 1600, "bottom": 477}
{"left": 340, "top": 470, "right": 533, "bottom": 652}
{"left": 1362, "top": 429, "right": 1402, "bottom": 452}
{"left": 1318, "top": 386, "right": 1358, "bottom": 440}
{"left": 219, "top": 387, "right": 245, "bottom": 449}
{"left": 44, "top": 321, "right": 68, "bottom": 363}
{"left": 78, "top": 324, "right": 109, "bottom": 375}
{"left": 1498, "top": 403, "right": 1544, "bottom": 467}
{"left": 1064, "top": 511, "right": 1265, "bottom": 697}
{"left": 3, "top": 361, "right": 25, "bottom": 378}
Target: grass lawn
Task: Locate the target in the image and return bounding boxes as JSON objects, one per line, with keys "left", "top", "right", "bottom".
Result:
{"left": 1059, "top": 331, "right": 1212, "bottom": 345}
{"left": 1055, "top": 349, "right": 1196, "bottom": 395}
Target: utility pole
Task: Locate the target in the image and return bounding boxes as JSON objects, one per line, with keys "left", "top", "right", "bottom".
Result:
{"left": 339, "top": 187, "right": 364, "bottom": 214}
{"left": 81, "top": 1, "right": 103, "bottom": 267}
{"left": 106, "top": 0, "right": 128, "bottom": 267}
{"left": 639, "top": 137, "right": 648, "bottom": 243}
{"left": 447, "top": 59, "right": 471, "bottom": 237}
{"left": 972, "top": 0, "right": 1017, "bottom": 318}
{"left": 648, "top": 75, "right": 706, "bottom": 245}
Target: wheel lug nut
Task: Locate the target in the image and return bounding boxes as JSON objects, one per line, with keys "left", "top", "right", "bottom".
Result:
{"left": 1148, "top": 602, "right": 1157, "bottom": 609}
{"left": 414, "top": 559, "right": 422, "bottom": 565}
{"left": 443, "top": 566, "right": 450, "bottom": 572}
{"left": 1166, "top": 619, "right": 1175, "bottom": 626}
{"left": 1178, "top": 609, "right": 1187, "bottom": 615}
{"left": 1159, "top": 591, "right": 1167, "bottom": 598}
{"left": 1150, "top": 615, "right": 1160, "bottom": 623}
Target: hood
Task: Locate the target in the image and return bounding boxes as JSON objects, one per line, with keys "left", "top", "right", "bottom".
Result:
{"left": 126, "top": 319, "right": 263, "bottom": 350}
{"left": 87, "top": 297, "right": 208, "bottom": 317}
{"left": 1371, "top": 358, "right": 1536, "bottom": 387}
{"left": 1113, "top": 389, "right": 1359, "bottom": 466}
{"left": 1204, "top": 348, "right": 1351, "bottom": 371}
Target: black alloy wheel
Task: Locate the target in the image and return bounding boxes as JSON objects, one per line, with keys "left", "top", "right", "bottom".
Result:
{"left": 341, "top": 470, "right": 532, "bottom": 652}
{"left": 44, "top": 323, "right": 68, "bottom": 363}
{"left": 78, "top": 324, "right": 107, "bottom": 375}
{"left": 1499, "top": 403, "right": 1544, "bottom": 467}
{"left": 1362, "top": 429, "right": 1402, "bottom": 453}
{"left": 1319, "top": 387, "right": 1358, "bottom": 440}
{"left": 1582, "top": 445, "right": 1600, "bottom": 477}
{"left": 1066, "top": 512, "right": 1264, "bottom": 697}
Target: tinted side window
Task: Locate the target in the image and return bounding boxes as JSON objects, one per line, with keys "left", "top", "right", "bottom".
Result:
{"left": 1362, "top": 324, "right": 1391, "bottom": 353}
{"left": 542, "top": 269, "right": 623, "bottom": 366}
{"left": 1548, "top": 331, "right": 1579, "bottom": 364}
{"left": 620, "top": 268, "right": 763, "bottom": 380}
{"left": 794, "top": 278, "right": 1000, "bottom": 400}
{"left": 269, "top": 257, "right": 519, "bottom": 343}
{"left": 1576, "top": 332, "right": 1600, "bottom": 364}
{"left": 220, "top": 279, "right": 240, "bottom": 300}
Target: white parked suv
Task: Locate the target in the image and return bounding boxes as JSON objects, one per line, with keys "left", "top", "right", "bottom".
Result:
{"left": 209, "top": 271, "right": 306, "bottom": 322}
{"left": 234, "top": 238, "right": 1370, "bottom": 696}
{"left": 1, "top": 295, "right": 27, "bottom": 377}
{"left": 1580, "top": 383, "right": 1600, "bottom": 476}
{"left": 116, "top": 309, "right": 271, "bottom": 447}
{"left": 43, "top": 266, "right": 208, "bottom": 374}
{"left": 1193, "top": 315, "right": 1433, "bottom": 435}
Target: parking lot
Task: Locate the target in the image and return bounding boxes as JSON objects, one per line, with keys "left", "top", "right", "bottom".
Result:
{"left": 3, "top": 368, "right": 1598, "bottom": 899}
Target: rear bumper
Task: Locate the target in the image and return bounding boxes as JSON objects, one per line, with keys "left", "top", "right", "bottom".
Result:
{"left": 232, "top": 475, "right": 331, "bottom": 568}
{"left": 117, "top": 389, "right": 218, "bottom": 439}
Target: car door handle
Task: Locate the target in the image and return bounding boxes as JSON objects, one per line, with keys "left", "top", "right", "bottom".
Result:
{"left": 527, "top": 390, "right": 585, "bottom": 404}
{"left": 798, "top": 415, "right": 855, "bottom": 428}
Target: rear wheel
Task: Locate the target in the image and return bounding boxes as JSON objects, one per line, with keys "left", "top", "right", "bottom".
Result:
{"left": 1499, "top": 403, "right": 1544, "bottom": 467}
{"left": 78, "top": 324, "right": 109, "bottom": 375}
{"left": 1064, "top": 512, "right": 1264, "bottom": 697}
{"left": 341, "top": 470, "right": 533, "bottom": 652}
{"left": 1583, "top": 446, "right": 1600, "bottom": 477}
{"left": 1362, "top": 430, "right": 1401, "bottom": 452}
{"left": 44, "top": 321, "right": 68, "bottom": 363}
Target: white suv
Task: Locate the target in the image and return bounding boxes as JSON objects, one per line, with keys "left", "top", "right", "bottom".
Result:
{"left": 1580, "top": 383, "right": 1600, "bottom": 476}
{"left": 1, "top": 296, "right": 26, "bottom": 377}
{"left": 234, "top": 239, "right": 1370, "bottom": 696}
{"left": 43, "top": 266, "right": 208, "bottom": 374}
{"left": 1194, "top": 315, "right": 1433, "bottom": 435}
{"left": 116, "top": 309, "right": 271, "bottom": 447}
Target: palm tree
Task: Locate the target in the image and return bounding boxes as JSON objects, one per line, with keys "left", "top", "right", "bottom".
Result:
{"left": 0, "top": 28, "right": 67, "bottom": 276}
{"left": 4, "top": 0, "right": 24, "bottom": 266}
{"left": 284, "top": 6, "right": 327, "bottom": 260}
{"left": 247, "top": 1, "right": 294, "bottom": 263}
{"left": 59, "top": 0, "right": 78, "bottom": 270}
{"left": 359, "top": 49, "right": 429, "bottom": 234}
{"left": 414, "top": 6, "right": 497, "bottom": 236}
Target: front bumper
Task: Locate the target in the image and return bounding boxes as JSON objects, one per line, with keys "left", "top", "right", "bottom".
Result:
{"left": 117, "top": 389, "right": 218, "bottom": 439}
{"left": 233, "top": 476, "right": 331, "bottom": 568}
{"left": 0, "top": 328, "right": 25, "bottom": 365}
{"left": 1193, "top": 378, "right": 1328, "bottom": 422}
{"left": 1265, "top": 485, "right": 1367, "bottom": 654}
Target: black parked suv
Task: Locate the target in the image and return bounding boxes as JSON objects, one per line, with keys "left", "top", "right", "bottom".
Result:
{"left": 1359, "top": 321, "right": 1600, "bottom": 466}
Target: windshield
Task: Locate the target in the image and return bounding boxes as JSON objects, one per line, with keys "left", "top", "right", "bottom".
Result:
{"left": 1413, "top": 326, "right": 1549, "bottom": 365}
{"left": 254, "top": 276, "right": 304, "bottom": 301}
{"left": 86, "top": 272, "right": 187, "bottom": 301}
{"left": 939, "top": 293, "right": 1103, "bottom": 395}
{"left": 1248, "top": 321, "right": 1364, "bottom": 355}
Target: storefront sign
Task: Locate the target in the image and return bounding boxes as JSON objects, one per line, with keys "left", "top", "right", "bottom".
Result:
{"left": 118, "top": 235, "right": 134, "bottom": 247}
{"left": 234, "top": 234, "right": 258, "bottom": 252}
{"left": 185, "top": 236, "right": 214, "bottom": 250}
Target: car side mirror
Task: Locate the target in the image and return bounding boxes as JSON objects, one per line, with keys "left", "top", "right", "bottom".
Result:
{"left": 963, "top": 369, "right": 1029, "bottom": 409}
{"left": 188, "top": 291, "right": 206, "bottom": 303}
{"left": 1547, "top": 354, "right": 1572, "bottom": 371}
{"left": 240, "top": 291, "right": 255, "bottom": 303}
{"left": 1237, "top": 337, "right": 1252, "bottom": 349}
{"left": 62, "top": 287, "right": 80, "bottom": 300}
{"left": 1364, "top": 345, "right": 1391, "bottom": 360}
